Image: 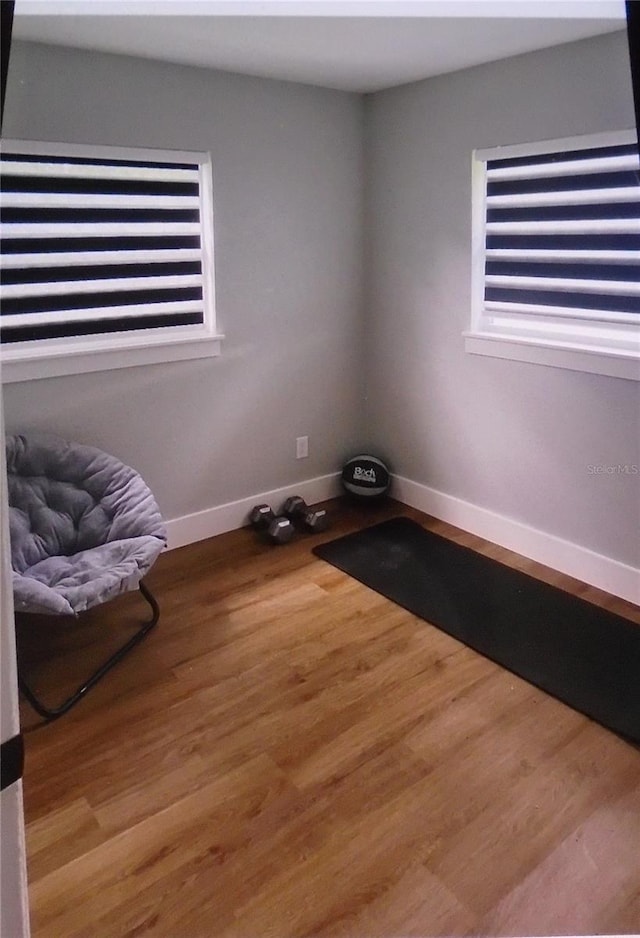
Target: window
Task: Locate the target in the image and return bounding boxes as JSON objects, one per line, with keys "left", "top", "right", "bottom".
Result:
{"left": 0, "top": 140, "right": 222, "bottom": 382}
{"left": 466, "top": 130, "right": 640, "bottom": 381}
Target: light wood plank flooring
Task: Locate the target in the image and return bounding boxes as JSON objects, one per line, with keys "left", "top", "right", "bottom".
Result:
{"left": 17, "top": 498, "right": 640, "bottom": 937}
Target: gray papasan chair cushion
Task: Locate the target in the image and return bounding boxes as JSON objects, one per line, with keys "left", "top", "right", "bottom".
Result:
{"left": 7, "top": 433, "right": 167, "bottom": 617}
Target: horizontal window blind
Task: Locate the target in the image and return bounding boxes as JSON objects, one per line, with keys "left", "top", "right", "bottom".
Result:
{"left": 482, "top": 141, "right": 640, "bottom": 326}
{"left": 0, "top": 146, "right": 210, "bottom": 345}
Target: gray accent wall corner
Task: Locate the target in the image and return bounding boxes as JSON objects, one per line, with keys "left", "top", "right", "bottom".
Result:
{"left": 3, "top": 31, "right": 638, "bottom": 572}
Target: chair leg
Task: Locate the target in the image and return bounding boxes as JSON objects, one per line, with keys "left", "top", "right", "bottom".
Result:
{"left": 18, "top": 580, "right": 161, "bottom": 722}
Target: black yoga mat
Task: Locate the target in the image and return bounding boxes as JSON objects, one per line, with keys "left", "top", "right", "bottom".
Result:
{"left": 313, "top": 517, "right": 640, "bottom": 743}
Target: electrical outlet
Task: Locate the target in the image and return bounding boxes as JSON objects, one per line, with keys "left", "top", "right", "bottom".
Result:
{"left": 296, "top": 436, "right": 309, "bottom": 459}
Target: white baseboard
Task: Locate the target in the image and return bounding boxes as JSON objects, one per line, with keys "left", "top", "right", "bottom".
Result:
{"left": 165, "top": 470, "right": 639, "bottom": 606}
{"left": 392, "top": 475, "right": 639, "bottom": 606}
{"left": 165, "top": 472, "right": 342, "bottom": 551}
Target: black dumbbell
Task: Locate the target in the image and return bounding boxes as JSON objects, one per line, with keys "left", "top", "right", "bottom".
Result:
{"left": 282, "top": 496, "right": 329, "bottom": 533}
{"left": 249, "top": 504, "right": 295, "bottom": 545}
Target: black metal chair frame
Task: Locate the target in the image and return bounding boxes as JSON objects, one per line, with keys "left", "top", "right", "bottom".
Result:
{"left": 17, "top": 580, "right": 160, "bottom": 722}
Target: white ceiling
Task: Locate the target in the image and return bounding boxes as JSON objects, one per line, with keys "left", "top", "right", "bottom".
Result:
{"left": 12, "top": 1, "right": 627, "bottom": 94}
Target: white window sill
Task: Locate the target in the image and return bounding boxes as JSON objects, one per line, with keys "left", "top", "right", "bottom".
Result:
{"left": 464, "top": 332, "right": 640, "bottom": 382}
{"left": 0, "top": 332, "right": 224, "bottom": 383}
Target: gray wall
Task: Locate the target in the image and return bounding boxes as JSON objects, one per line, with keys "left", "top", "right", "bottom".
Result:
{"left": 364, "top": 30, "right": 640, "bottom": 568}
{"left": 3, "top": 32, "right": 639, "bottom": 569}
{"left": 2, "top": 41, "right": 365, "bottom": 520}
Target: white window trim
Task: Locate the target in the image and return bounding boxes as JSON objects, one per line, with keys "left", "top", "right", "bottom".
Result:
{"left": 465, "top": 129, "right": 640, "bottom": 382}
{"left": 1, "top": 139, "right": 224, "bottom": 383}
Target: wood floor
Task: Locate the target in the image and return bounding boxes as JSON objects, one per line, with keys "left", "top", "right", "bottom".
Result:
{"left": 17, "top": 498, "right": 640, "bottom": 938}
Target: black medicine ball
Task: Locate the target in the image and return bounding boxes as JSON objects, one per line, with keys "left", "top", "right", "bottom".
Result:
{"left": 341, "top": 455, "right": 390, "bottom": 499}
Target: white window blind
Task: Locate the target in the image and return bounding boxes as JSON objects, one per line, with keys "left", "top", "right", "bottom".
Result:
{"left": 468, "top": 130, "right": 640, "bottom": 380}
{"left": 0, "top": 140, "right": 220, "bottom": 380}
